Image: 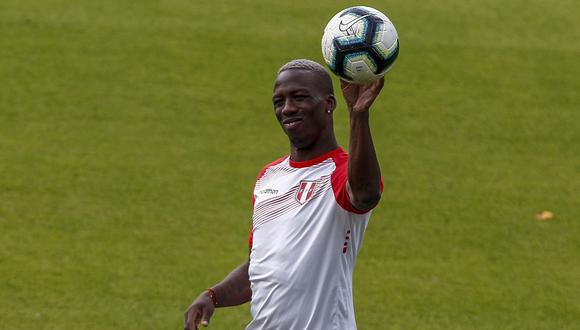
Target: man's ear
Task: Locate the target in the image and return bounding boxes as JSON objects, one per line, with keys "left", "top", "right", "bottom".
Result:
{"left": 326, "top": 94, "right": 337, "bottom": 113}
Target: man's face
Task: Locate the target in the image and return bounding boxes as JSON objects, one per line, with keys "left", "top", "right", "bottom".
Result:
{"left": 272, "top": 70, "right": 334, "bottom": 149}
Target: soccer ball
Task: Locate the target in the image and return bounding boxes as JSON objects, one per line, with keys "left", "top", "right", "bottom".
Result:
{"left": 321, "top": 6, "right": 399, "bottom": 84}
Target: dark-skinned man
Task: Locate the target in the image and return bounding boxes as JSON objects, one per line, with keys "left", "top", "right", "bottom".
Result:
{"left": 184, "top": 59, "right": 384, "bottom": 330}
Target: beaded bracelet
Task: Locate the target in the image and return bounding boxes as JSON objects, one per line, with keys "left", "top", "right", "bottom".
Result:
{"left": 207, "top": 288, "right": 218, "bottom": 307}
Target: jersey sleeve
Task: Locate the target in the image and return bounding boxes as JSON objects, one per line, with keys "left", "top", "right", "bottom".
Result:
{"left": 331, "top": 152, "right": 383, "bottom": 214}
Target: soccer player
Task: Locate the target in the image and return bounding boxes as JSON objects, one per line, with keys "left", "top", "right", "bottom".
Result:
{"left": 184, "top": 59, "right": 384, "bottom": 330}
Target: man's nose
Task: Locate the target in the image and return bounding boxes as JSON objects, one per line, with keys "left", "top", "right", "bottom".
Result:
{"left": 281, "top": 99, "right": 298, "bottom": 116}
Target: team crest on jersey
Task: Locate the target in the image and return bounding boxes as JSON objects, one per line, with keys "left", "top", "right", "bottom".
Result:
{"left": 295, "top": 180, "right": 317, "bottom": 204}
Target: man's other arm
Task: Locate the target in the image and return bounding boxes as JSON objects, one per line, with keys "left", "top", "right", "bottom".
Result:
{"left": 184, "top": 259, "right": 251, "bottom": 329}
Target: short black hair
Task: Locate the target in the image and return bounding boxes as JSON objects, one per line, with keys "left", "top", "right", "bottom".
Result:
{"left": 277, "top": 59, "right": 334, "bottom": 95}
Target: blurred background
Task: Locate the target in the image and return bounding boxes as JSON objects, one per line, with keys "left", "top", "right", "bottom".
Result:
{"left": 0, "top": 0, "right": 578, "bottom": 328}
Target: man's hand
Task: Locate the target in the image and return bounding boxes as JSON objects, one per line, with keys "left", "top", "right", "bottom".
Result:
{"left": 340, "top": 78, "right": 385, "bottom": 113}
{"left": 184, "top": 291, "right": 215, "bottom": 330}
{"left": 183, "top": 260, "right": 251, "bottom": 329}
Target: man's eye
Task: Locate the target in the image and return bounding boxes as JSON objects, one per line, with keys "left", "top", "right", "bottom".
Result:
{"left": 295, "top": 95, "right": 308, "bottom": 100}
{"left": 273, "top": 100, "right": 283, "bottom": 108}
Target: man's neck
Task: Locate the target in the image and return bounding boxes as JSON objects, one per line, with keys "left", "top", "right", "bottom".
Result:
{"left": 289, "top": 136, "right": 339, "bottom": 162}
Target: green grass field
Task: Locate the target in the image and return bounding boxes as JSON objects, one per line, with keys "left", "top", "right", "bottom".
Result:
{"left": 1, "top": 0, "right": 579, "bottom": 328}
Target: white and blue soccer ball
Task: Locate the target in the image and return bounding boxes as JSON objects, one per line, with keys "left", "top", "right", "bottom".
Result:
{"left": 321, "top": 6, "right": 399, "bottom": 84}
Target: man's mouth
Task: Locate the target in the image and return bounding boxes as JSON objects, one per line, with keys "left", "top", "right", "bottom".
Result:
{"left": 282, "top": 118, "right": 303, "bottom": 129}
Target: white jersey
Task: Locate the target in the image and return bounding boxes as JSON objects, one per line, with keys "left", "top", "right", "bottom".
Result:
{"left": 246, "top": 148, "right": 380, "bottom": 330}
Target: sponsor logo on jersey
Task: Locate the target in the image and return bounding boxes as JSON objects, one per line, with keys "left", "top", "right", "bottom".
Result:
{"left": 259, "top": 188, "right": 279, "bottom": 195}
{"left": 295, "top": 180, "right": 317, "bottom": 204}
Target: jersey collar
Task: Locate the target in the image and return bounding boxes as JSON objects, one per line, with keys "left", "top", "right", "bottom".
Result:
{"left": 289, "top": 147, "right": 344, "bottom": 168}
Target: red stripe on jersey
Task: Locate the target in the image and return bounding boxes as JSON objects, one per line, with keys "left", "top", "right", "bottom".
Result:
{"left": 304, "top": 182, "right": 316, "bottom": 202}
{"left": 248, "top": 224, "right": 253, "bottom": 249}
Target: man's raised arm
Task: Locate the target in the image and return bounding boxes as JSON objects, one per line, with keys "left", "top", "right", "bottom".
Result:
{"left": 340, "top": 78, "right": 385, "bottom": 211}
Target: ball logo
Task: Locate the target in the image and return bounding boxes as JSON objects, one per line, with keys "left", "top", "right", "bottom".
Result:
{"left": 295, "top": 180, "right": 317, "bottom": 204}
{"left": 338, "top": 14, "right": 374, "bottom": 36}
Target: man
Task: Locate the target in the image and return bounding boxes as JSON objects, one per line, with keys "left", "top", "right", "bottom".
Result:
{"left": 184, "top": 59, "right": 384, "bottom": 330}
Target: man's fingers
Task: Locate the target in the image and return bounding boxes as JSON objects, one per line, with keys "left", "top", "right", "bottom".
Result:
{"left": 340, "top": 79, "right": 358, "bottom": 93}
{"left": 184, "top": 309, "right": 192, "bottom": 330}
{"left": 363, "top": 78, "right": 383, "bottom": 95}
{"left": 184, "top": 308, "right": 201, "bottom": 330}
{"left": 200, "top": 305, "right": 214, "bottom": 327}
{"left": 375, "top": 77, "right": 385, "bottom": 91}
{"left": 193, "top": 309, "right": 202, "bottom": 329}
{"left": 374, "top": 77, "right": 385, "bottom": 91}
{"left": 358, "top": 78, "right": 384, "bottom": 106}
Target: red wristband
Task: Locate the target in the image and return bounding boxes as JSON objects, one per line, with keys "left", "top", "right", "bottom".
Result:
{"left": 207, "top": 288, "right": 218, "bottom": 307}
